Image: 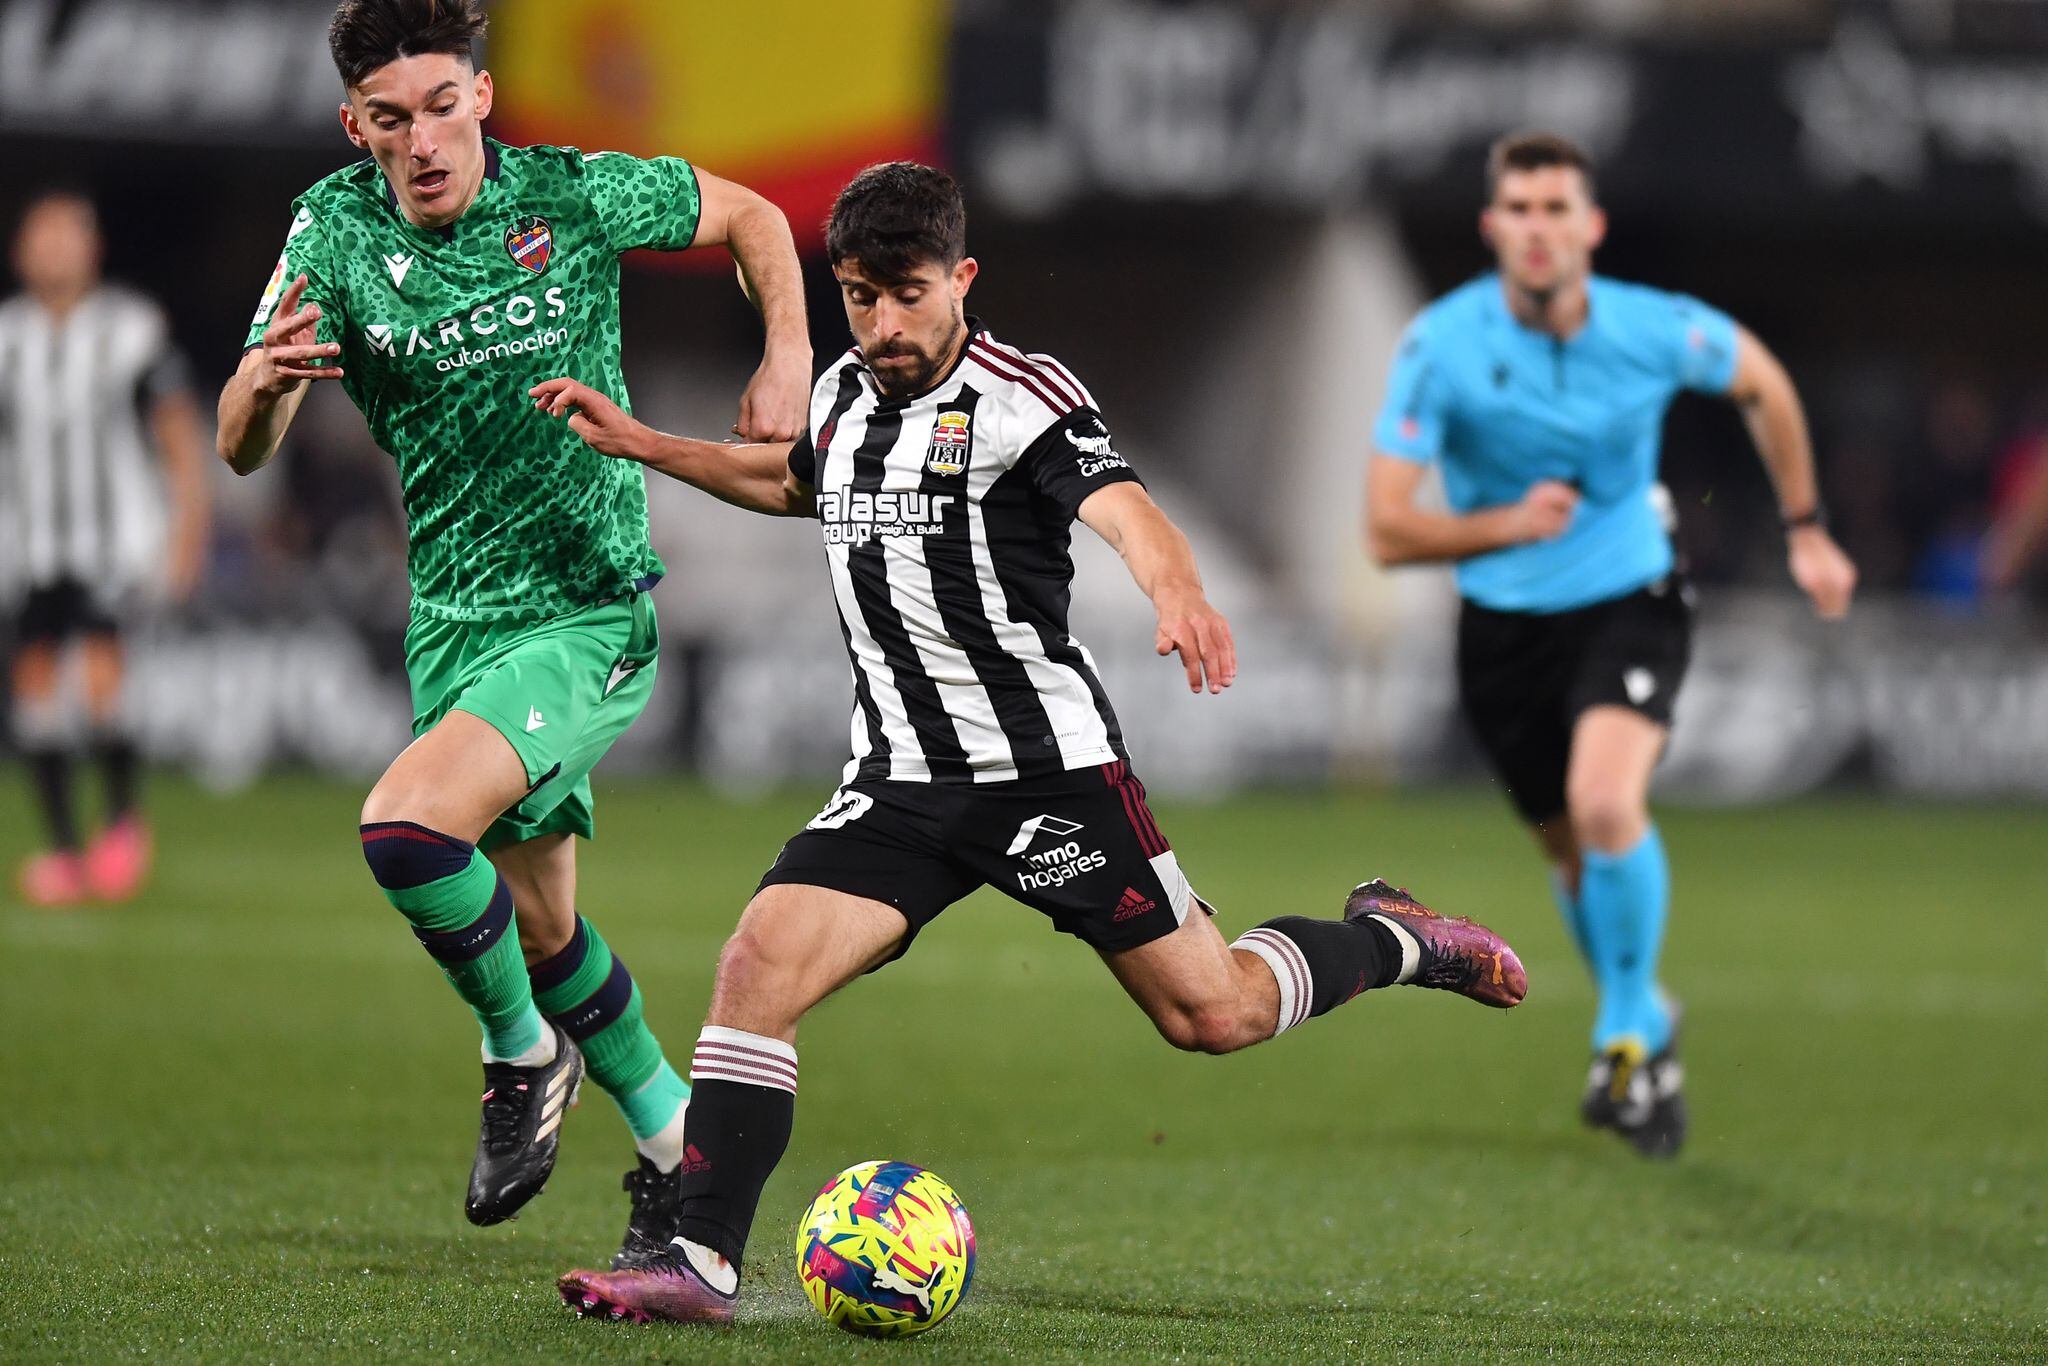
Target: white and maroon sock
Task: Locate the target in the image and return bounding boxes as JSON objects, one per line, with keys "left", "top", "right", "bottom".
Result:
{"left": 670, "top": 1026, "right": 798, "bottom": 1276}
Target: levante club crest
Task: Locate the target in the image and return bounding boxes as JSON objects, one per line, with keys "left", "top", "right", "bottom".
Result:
{"left": 505, "top": 216, "right": 553, "bottom": 275}
{"left": 925, "top": 410, "right": 972, "bottom": 475}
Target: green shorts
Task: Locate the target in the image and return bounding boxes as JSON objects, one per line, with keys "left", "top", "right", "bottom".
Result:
{"left": 404, "top": 593, "right": 660, "bottom": 850}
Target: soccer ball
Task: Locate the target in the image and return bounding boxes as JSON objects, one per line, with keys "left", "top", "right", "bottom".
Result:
{"left": 795, "top": 1160, "right": 976, "bottom": 1337}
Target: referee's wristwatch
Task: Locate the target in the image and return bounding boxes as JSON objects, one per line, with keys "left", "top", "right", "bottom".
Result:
{"left": 1780, "top": 505, "right": 1827, "bottom": 531}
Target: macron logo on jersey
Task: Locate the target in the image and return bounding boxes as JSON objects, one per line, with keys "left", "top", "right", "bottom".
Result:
{"left": 384, "top": 253, "right": 413, "bottom": 290}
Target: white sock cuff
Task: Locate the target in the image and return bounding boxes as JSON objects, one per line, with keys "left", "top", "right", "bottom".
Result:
{"left": 1232, "top": 927, "right": 1313, "bottom": 1034}
{"left": 692, "top": 1025, "right": 798, "bottom": 1095}
{"left": 1368, "top": 914, "right": 1422, "bottom": 985}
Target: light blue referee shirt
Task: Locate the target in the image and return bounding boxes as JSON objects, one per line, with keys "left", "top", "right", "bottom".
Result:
{"left": 1373, "top": 273, "right": 1740, "bottom": 613}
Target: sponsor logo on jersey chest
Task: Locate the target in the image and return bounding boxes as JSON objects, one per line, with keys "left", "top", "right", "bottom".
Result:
{"left": 362, "top": 287, "right": 570, "bottom": 372}
{"left": 506, "top": 215, "right": 553, "bottom": 274}
{"left": 817, "top": 490, "right": 955, "bottom": 547}
{"left": 925, "top": 410, "right": 972, "bottom": 476}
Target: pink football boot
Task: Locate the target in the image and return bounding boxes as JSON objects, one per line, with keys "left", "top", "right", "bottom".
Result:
{"left": 84, "top": 816, "right": 152, "bottom": 902}
{"left": 19, "top": 850, "right": 90, "bottom": 908}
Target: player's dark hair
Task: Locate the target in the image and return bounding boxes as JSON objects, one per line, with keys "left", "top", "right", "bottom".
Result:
{"left": 825, "top": 162, "right": 967, "bottom": 284}
{"left": 1487, "top": 132, "right": 1597, "bottom": 201}
{"left": 328, "top": 0, "right": 488, "bottom": 89}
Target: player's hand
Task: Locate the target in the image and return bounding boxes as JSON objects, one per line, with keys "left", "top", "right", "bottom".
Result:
{"left": 1788, "top": 525, "right": 1857, "bottom": 620}
{"left": 1155, "top": 587, "right": 1237, "bottom": 695}
{"left": 732, "top": 348, "right": 809, "bottom": 443}
{"left": 1513, "top": 480, "right": 1579, "bottom": 542}
{"left": 529, "top": 377, "right": 655, "bottom": 462}
{"left": 252, "top": 275, "right": 344, "bottom": 396}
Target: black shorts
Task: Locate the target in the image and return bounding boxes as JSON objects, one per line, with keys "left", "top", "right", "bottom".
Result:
{"left": 1456, "top": 575, "right": 1693, "bottom": 825}
{"left": 758, "top": 759, "right": 1200, "bottom": 960}
{"left": 13, "top": 578, "right": 120, "bottom": 648}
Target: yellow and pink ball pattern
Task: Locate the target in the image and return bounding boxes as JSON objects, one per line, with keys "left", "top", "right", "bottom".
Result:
{"left": 795, "top": 1160, "right": 976, "bottom": 1338}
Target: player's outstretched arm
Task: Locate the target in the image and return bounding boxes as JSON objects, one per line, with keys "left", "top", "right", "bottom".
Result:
{"left": 1364, "top": 454, "right": 1577, "bottom": 566}
{"left": 216, "top": 275, "right": 344, "bottom": 476}
{"left": 1079, "top": 483, "right": 1237, "bottom": 695}
{"left": 530, "top": 377, "right": 814, "bottom": 518}
{"left": 1726, "top": 328, "right": 1857, "bottom": 619}
{"left": 691, "top": 171, "right": 810, "bottom": 443}
{"left": 149, "top": 387, "right": 213, "bottom": 600}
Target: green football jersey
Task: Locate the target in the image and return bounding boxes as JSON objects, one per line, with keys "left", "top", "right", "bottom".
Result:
{"left": 245, "top": 139, "right": 700, "bottom": 623}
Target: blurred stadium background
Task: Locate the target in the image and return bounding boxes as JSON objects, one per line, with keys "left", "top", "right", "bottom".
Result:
{"left": 3, "top": 1, "right": 2045, "bottom": 1359}
{"left": 5, "top": 0, "right": 2048, "bottom": 799}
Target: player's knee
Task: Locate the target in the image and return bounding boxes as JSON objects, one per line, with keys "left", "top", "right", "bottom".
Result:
{"left": 360, "top": 773, "right": 458, "bottom": 832}
{"left": 1569, "top": 789, "right": 1646, "bottom": 855}
{"left": 1154, "top": 1005, "right": 1251, "bottom": 1056}
{"left": 10, "top": 690, "right": 71, "bottom": 747}
{"left": 359, "top": 780, "right": 411, "bottom": 829}
{"left": 707, "top": 926, "right": 813, "bottom": 1035}
{"left": 713, "top": 924, "right": 802, "bottom": 999}
{"left": 359, "top": 820, "right": 474, "bottom": 890}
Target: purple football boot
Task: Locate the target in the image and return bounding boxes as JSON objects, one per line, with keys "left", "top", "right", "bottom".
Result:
{"left": 1343, "top": 878, "right": 1528, "bottom": 1008}
{"left": 560, "top": 1241, "right": 738, "bottom": 1326}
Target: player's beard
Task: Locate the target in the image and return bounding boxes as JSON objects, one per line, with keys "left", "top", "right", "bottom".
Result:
{"left": 867, "top": 315, "right": 967, "bottom": 399}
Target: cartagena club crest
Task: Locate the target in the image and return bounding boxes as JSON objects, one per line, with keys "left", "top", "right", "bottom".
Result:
{"left": 505, "top": 215, "right": 553, "bottom": 275}
{"left": 925, "top": 410, "right": 972, "bottom": 476}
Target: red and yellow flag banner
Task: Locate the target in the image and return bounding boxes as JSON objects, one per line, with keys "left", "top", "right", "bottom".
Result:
{"left": 489, "top": 0, "right": 948, "bottom": 263}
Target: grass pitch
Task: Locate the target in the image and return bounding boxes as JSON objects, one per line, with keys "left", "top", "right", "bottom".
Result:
{"left": 1, "top": 777, "right": 2043, "bottom": 1362}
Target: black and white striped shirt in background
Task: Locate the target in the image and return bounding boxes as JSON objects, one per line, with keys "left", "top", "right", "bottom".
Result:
{"left": 0, "top": 286, "right": 187, "bottom": 600}
{"left": 786, "top": 322, "right": 1146, "bottom": 785}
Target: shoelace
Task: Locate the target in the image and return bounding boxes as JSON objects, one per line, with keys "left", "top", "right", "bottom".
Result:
{"left": 623, "top": 1165, "right": 657, "bottom": 1210}
{"left": 478, "top": 1074, "right": 534, "bottom": 1151}
{"left": 622, "top": 1164, "right": 679, "bottom": 1233}
{"left": 1414, "top": 950, "right": 1473, "bottom": 991}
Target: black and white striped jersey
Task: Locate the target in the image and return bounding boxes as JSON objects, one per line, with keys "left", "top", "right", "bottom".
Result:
{"left": 786, "top": 323, "right": 1145, "bottom": 785}
{"left": 0, "top": 286, "right": 187, "bottom": 597}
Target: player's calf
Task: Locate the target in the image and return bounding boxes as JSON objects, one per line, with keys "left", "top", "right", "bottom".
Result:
{"left": 560, "top": 1024, "right": 795, "bottom": 1323}
{"left": 1214, "top": 879, "right": 1524, "bottom": 1043}
{"left": 527, "top": 914, "right": 694, "bottom": 1265}
{"left": 556, "top": 885, "right": 904, "bottom": 1321}
{"left": 361, "top": 819, "right": 568, "bottom": 1221}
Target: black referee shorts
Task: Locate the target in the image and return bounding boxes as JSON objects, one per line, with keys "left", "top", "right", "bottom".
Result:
{"left": 1456, "top": 575, "right": 1694, "bottom": 826}
{"left": 12, "top": 577, "right": 121, "bottom": 648}
{"left": 758, "top": 759, "right": 1201, "bottom": 962}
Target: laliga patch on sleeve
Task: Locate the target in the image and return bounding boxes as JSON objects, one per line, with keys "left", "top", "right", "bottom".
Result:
{"left": 250, "top": 208, "right": 313, "bottom": 327}
{"left": 250, "top": 252, "right": 289, "bottom": 327}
